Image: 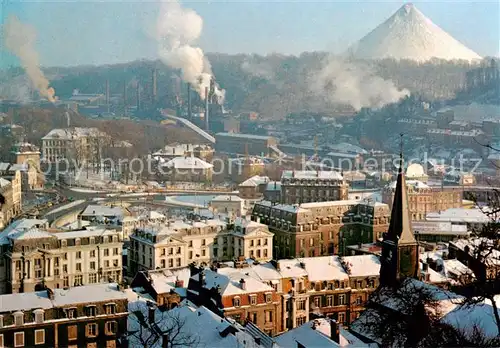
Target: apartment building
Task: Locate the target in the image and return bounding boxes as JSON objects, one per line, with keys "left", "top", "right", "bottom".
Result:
{"left": 0, "top": 223, "right": 123, "bottom": 294}
{"left": 0, "top": 283, "right": 128, "bottom": 348}
{"left": 128, "top": 218, "right": 273, "bottom": 275}
{"left": 238, "top": 175, "right": 270, "bottom": 199}
{"left": 159, "top": 156, "right": 213, "bottom": 182}
{"left": 188, "top": 254, "right": 381, "bottom": 335}
{"left": 209, "top": 195, "right": 245, "bottom": 217}
{"left": 42, "top": 127, "right": 109, "bottom": 164}
{"left": 11, "top": 142, "right": 44, "bottom": 190}
{"left": 188, "top": 268, "right": 281, "bottom": 336}
{"left": 382, "top": 180, "right": 462, "bottom": 220}
{"left": 252, "top": 199, "right": 390, "bottom": 259}
{"left": 280, "top": 170, "right": 349, "bottom": 204}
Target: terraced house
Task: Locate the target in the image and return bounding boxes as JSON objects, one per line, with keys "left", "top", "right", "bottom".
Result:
{"left": 252, "top": 199, "right": 390, "bottom": 259}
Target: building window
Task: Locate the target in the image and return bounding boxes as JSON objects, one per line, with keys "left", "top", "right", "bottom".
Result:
{"left": 35, "top": 310, "right": 44, "bottom": 324}
{"left": 297, "top": 299, "right": 306, "bottom": 311}
{"left": 14, "top": 332, "right": 24, "bottom": 347}
{"left": 63, "top": 277, "right": 69, "bottom": 287}
{"left": 202, "top": 249, "right": 206, "bottom": 257}
{"left": 338, "top": 294, "right": 345, "bottom": 305}
{"left": 14, "top": 312, "right": 23, "bottom": 326}
{"left": 86, "top": 306, "right": 97, "bottom": 316}
{"left": 265, "top": 293, "right": 272, "bottom": 303}
{"left": 188, "top": 241, "right": 193, "bottom": 247}
{"left": 105, "top": 321, "right": 118, "bottom": 335}
{"left": 106, "top": 304, "right": 116, "bottom": 315}
{"left": 90, "top": 250, "right": 96, "bottom": 258}
{"left": 327, "top": 295, "right": 333, "bottom": 307}
{"left": 90, "top": 261, "right": 96, "bottom": 270}
{"left": 188, "top": 251, "right": 193, "bottom": 259}
{"left": 168, "top": 259, "right": 173, "bottom": 268}
{"left": 314, "top": 296, "right": 320, "bottom": 308}
{"left": 368, "top": 279, "right": 375, "bottom": 288}
{"left": 76, "top": 251, "right": 82, "bottom": 259}
{"left": 233, "top": 297, "right": 240, "bottom": 307}
{"left": 113, "top": 259, "right": 119, "bottom": 267}
{"left": 105, "top": 260, "right": 110, "bottom": 268}
{"left": 104, "top": 249, "right": 109, "bottom": 256}
{"left": 63, "top": 264, "right": 68, "bottom": 273}
{"left": 161, "top": 259, "right": 166, "bottom": 268}
{"left": 264, "top": 249, "right": 268, "bottom": 257}
{"left": 106, "top": 341, "right": 116, "bottom": 348}
{"left": 296, "top": 316, "right": 306, "bottom": 326}
{"left": 68, "top": 324, "right": 77, "bottom": 340}
{"left": 66, "top": 308, "right": 77, "bottom": 319}
{"left": 86, "top": 323, "right": 98, "bottom": 337}
{"left": 113, "top": 248, "right": 119, "bottom": 255}
{"left": 309, "top": 238, "right": 314, "bottom": 246}
{"left": 250, "top": 295, "right": 257, "bottom": 305}
{"left": 265, "top": 311, "right": 273, "bottom": 323}
{"left": 76, "top": 263, "right": 82, "bottom": 272}
{"left": 89, "top": 274, "right": 97, "bottom": 283}
{"left": 176, "top": 258, "right": 181, "bottom": 267}
{"left": 75, "top": 275, "right": 83, "bottom": 285}
{"left": 35, "top": 329, "right": 45, "bottom": 345}
{"left": 356, "top": 296, "right": 362, "bottom": 305}
{"left": 338, "top": 312, "right": 345, "bottom": 323}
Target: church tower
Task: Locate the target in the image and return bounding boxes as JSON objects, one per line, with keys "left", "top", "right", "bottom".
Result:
{"left": 380, "top": 135, "right": 420, "bottom": 287}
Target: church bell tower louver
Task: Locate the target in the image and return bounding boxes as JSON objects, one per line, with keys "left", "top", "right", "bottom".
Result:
{"left": 380, "top": 134, "right": 420, "bottom": 287}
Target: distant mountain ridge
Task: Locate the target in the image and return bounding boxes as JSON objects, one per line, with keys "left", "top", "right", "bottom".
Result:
{"left": 348, "top": 3, "right": 481, "bottom": 62}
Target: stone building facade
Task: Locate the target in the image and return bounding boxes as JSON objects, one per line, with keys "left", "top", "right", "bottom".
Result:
{"left": 280, "top": 170, "right": 349, "bottom": 204}
{"left": 0, "top": 283, "right": 128, "bottom": 348}
{"left": 382, "top": 180, "right": 462, "bottom": 221}
{"left": 251, "top": 200, "right": 390, "bottom": 259}
{"left": 0, "top": 225, "right": 123, "bottom": 294}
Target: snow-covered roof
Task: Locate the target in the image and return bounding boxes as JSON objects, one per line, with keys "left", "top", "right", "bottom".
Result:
{"left": 0, "top": 283, "right": 126, "bottom": 313}
{"left": 42, "top": 127, "right": 106, "bottom": 140}
{"left": 348, "top": 3, "right": 481, "bottom": 62}
{"left": 406, "top": 163, "right": 427, "bottom": 178}
{"left": 281, "top": 170, "right": 344, "bottom": 181}
{"left": 80, "top": 204, "right": 124, "bottom": 217}
{"left": 0, "top": 178, "right": 11, "bottom": 187}
{"left": 299, "top": 256, "right": 349, "bottom": 282}
{"left": 342, "top": 255, "right": 380, "bottom": 277}
{"left": 425, "top": 208, "right": 489, "bottom": 224}
{"left": 442, "top": 259, "right": 474, "bottom": 279}
{"left": 239, "top": 175, "right": 270, "bottom": 187}
{"left": 275, "top": 319, "right": 340, "bottom": 347}
{"left": 8, "top": 228, "right": 55, "bottom": 241}
{"left": 143, "top": 267, "right": 190, "bottom": 296}
{"left": 196, "top": 269, "right": 275, "bottom": 296}
{"left": 128, "top": 300, "right": 269, "bottom": 348}
{"left": 329, "top": 142, "right": 368, "bottom": 155}
{"left": 211, "top": 195, "right": 244, "bottom": 202}
{"left": 162, "top": 156, "right": 213, "bottom": 169}
{"left": 54, "top": 228, "right": 118, "bottom": 240}
{"left": 388, "top": 180, "right": 429, "bottom": 190}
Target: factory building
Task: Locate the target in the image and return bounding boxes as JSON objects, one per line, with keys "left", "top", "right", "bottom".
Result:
{"left": 215, "top": 132, "right": 278, "bottom": 156}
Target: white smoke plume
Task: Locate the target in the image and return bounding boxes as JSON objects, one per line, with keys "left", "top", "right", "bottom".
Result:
{"left": 156, "top": 0, "right": 224, "bottom": 102}
{"left": 309, "top": 57, "right": 409, "bottom": 110}
{"left": 3, "top": 15, "right": 57, "bottom": 103}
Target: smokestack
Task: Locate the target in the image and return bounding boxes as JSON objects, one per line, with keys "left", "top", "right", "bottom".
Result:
{"left": 187, "top": 83, "right": 192, "bottom": 120}
{"left": 136, "top": 83, "right": 141, "bottom": 111}
{"left": 152, "top": 68, "right": 157, "bottom": 105}
{"left": 205, "top": 86, "right": 209, "bottom": 131}
{"left": 105, "top": 79, "right": 110, "bottom": 113}
{"left": 123, "top": 82, "right": 127, "bottom": 116}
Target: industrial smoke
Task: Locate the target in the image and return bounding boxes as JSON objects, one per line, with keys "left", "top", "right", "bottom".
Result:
{"left": 156, "top": 0, "right": 224, "bottom": 102}
{"left": 3, "top": 15, "right": 57, "bottom": 103}
{"left": 309, "top": 57, "right": 409, "bottom": 110}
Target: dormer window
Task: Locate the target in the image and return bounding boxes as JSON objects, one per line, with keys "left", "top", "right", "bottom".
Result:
{"left": 14, "top": 311, "right": 24, "bottom": 326}
{"left": 233, "top": 297, "right": 240, "bottom": 307}
{"left": 86, "top": 306, "right": 97, "bottom": 317}
{"left": 61, "top": 240, "right": 67, "bottom": 248}
{"left": 90, "top": 237, "right": 95, "bottom": 244}
{"left": 75, "top": 238, "right": 81, "bottom": 246}
{"left": 265, "top": 293, "right": 272, "bottom": 303}
{"left": 105, "top": 304, "right": 116, "bottom": 315}
{"left": 66, "top": 308, "right": 77, "bottom": 319}
{"left": 34, "top": 309, "right": 44, "bottom": 324}
{"left": 249, "top": 295, "right": 257, "bottom": 305}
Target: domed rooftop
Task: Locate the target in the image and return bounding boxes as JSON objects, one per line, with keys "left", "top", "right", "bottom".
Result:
{"left": 406, "top": 163, "right": 426, "bottom": 179}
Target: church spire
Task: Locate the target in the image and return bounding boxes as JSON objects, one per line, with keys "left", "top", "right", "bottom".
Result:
{"left": 386, "top": 134, "right": 417, "bottom": 244}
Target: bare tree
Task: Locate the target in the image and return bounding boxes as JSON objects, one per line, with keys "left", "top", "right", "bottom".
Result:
{"left": 127, "top": 301, "right": 200, "bottom": 348}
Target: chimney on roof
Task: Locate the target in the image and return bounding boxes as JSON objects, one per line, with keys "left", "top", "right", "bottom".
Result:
{"left": 239, "top": 278, "right": 246, "bottom": 290}
{"left": 330, "top": 319, "right": 340, "bottom": 343}
{"left": 46, "top": 288, "right": 54, "bottom": 300}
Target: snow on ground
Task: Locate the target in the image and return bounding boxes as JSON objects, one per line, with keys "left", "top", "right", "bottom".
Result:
{"left": 45, "top": 200, "right": 86, "bottom": 215}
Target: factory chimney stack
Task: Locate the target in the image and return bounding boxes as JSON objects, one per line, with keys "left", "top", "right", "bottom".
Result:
{"left": 187, "top": 83, "right": 192, "bottom": 120}
{"left": 105, "top": 79, "right": 110, "bottom": 113}
{"left": 136, "top": 83, "right": 141, "bottom": 111}
{"left": 151, "top": 68, "right": 157, "bottom": 105}
{"left": 205, "top": 86, "right": 209, "bottom": 131}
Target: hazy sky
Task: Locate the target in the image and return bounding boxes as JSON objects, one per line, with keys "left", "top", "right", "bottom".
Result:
{"left": 1, "top": 0, "right": 499, "bottom": 67}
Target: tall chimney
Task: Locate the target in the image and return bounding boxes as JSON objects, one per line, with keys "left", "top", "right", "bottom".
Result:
{"left": 105, "top": 79, "right": 110, "bottom": 113}
{"left": 187, "top": 83, "right": 192, "bottom": 120}
{"left": 330, "top": 319, "right": 340, "bottom": 343}
{"left": 239, "top": 278, "right": 246, "bottom": 290}
{"left": 152, "top": 68, "right": 157, "bottom": 105}
{"left": 205, "top": 86, "right": 209, "bottom": 131}
{"left": 136, "top": 83, "right": 141, "bottom": 111}
{"left": 123, "top": 82, "right": 127, "bottom": 116}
